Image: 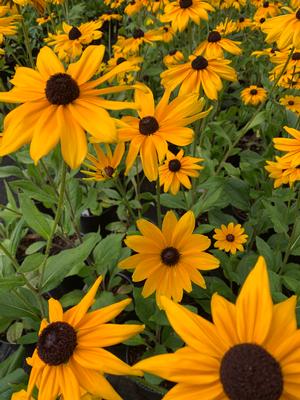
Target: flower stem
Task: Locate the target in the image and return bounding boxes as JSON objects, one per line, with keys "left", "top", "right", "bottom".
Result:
{"left": 16, "top": 5, "right": 34, "bottom": 68}
{"left": 156, "top": 177, "right": 162, "bottom": 228}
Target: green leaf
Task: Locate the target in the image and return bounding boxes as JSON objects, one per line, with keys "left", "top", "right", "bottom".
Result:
{"left": 160, "top": 193, "right": 187, "bottom": 210}
{"left": 133, "top": 287, "right": 156, "bottom": 328}
{"left": 0, "top": 369, "right": 27, "bottom": 398}
{"left": 0, "top": 166, "right": 23, "bottom": 178}
{"left": 25, "top": 241, "right": 46, "bottom": 255}
{"left": 246, "top": 110, "right": 266, "bottom": 130}
{"left": 6, "top": 322, "right": 23, "bottom": 344}
{"left": 0, "top": 289, "right": 40, "bottom": 320}
{"left": 20, "top": 253, "right": 44, "bottom": 273}
{"left": 0, "top": 276, "right": 26, "bottom": 292}
{"left": 41, "top": 234, "right": 100, "bottom": 292}
{"left": 93, "top": 234, "right": 124, "bottom": 274}
{"left": 0, "top": 346, "right": 25, "bottom": 378}
{"left": 224, "top": 178, "right": 250, "bottom": 211}
{"left": 19, "top": 193, "right": 52, "bottom": 240}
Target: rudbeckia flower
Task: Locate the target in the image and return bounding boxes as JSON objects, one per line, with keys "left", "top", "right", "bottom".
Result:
{"left": 0, "top": 5, "right": 20, "bottom": 42}
{"left": 26, "top": 276, "right": 144, "bottom": 400}
{"left": 213, "top": 222, "right": 248, "bottom": 254}
{"left": 215, "top": 17, "right": 237, "bottom": 35}
{"left": 273, "top": 126, "right": 300, "bottom": 166}
{"left": 240, "top": 85, "right": 267, "bottom": 105}
{"left": 124, "top": 0, "right": 143, "bottom": 15}
{"left": 13, "top": 0, "right": 45, "bottom": 12}
{"left": 261, "top": 8, "right": 300, "bottom": 48}
{"left": 0, "top": 45, "right": 137, "bottom": 169}
{"left": 81, "top": 143, "right": 125, "bottom": 181}
{"left": 45, "top": 21, "right": 103, "bottom": 61}
{"left": 135, "top": 257, "right": 300, "bottom": 400}
{"left": 160, "top": 0, "right": 214, "bottom": 32}
{"left": 254, "top": 0, "right": 281, "bottom": 19}
{"left": 195, "top": 30, "right": 242, "bottom": 58}
{"left": 159, "top": 149, "right": 203, "bottom": 194}
{"left": 235, "top": 15, "right": 253, "bottom": 31}
{"left": 265, "top": 156, "right": 300, "bottom": 187}
{"left": 117, "top": 84, "right": 211, "bottom": 181}
{"left": 161, "top": 54, "right": 237, "bottom": 100}
{"left": 280, "top": 95, "right": 300, "bottom": 114}
{"left": 163, "top": 49, "right": 185, "bottom": 67}
{"left": 118, "top": 210, "right": 220, "bottom": 306}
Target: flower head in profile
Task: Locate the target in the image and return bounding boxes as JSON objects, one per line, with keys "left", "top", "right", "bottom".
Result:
{"left": 235, "top": 15, "right": 253, "bottom": 31}
{"left": 81, "top": 143, "right": 125, "bottom": 181}
{"left": 160, "top": 0, "right": 214, "bottom": 32}
{"left": 0, "top": 45, "right": 137, "bottom": 169}
{"left": 254, "top": 1, "right": 281, "bottom": 19}
{"left": 213, "top": 222, "right": 248, "bottom": 254}
{"left": 195, "top": 30, "right": 242, "bottom": 58}
{"left": 117, "top": 84, "right": 211, "bottom": 181}
{"left": 135, "top": 257, "right": 300, "bottom": 400}
{"left": 45, "top": 21, "right": 103, "bottom": 61}
{"left": 161, "top": 54, "right": 237, "bottom": 100}
{"left": 241, "top": 85, "right": 267, "bottom": 105}
{"left": 265, "top": 156, "right": 300, "bottom": 187}
{"left": 26, "top": 276, "right": 144, "bottom": 400}
{"left": 280, "top": 95, "right": 300, "bottom": 114}
{"left": 118, "top": 210, "right": 220, "bottom": 306}
{"left": 159, "top": 149, "right": 204, "bottom": 195}
{"left": 261, "top": 8, "right": 300, "bottom": 48}
{"left": 0, "top": 5, "right": 21, "bottom": 42}
{"left": 163, "top": 49, "right": 185, "bottom": 67}
{"left": 273, "top": 126, "right": 300, "bottom": 166}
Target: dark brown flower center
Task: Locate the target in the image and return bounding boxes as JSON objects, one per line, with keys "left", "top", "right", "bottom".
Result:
{"left": 161, "top": 246, "right": 180, "bottom": 266}
{"left": 139, "top": 116, "right": 159, "bottom": 135}
{"left": 292, "top": 52, "right": 300, "bottom": 60}
{"left": 116, "top": 57, "right": 126, "bottom": 65}
{"left": 133, "top": 28, "right": 144, "bottom": 39}
{"left": 45, "top": 73, "right": 80, "bottom": 105}
{"left": 104, "top": 166, "right": 115, "bottom": 177}
{"left": 288, "top": 100, "right": 295, "bottom": 105}
{"left": 68, "top": 26, "right": 82, "bottom": 40}
{"left": 191, "top": 56, "right": 208, "bottom": 70}
{"left": 168, "top": 159, "right": 181, "bottom": 172}
{"left": 220, "top": 343, "right": 283, "bottom": 400}
{"left": 296, "top": 8, "right": 300, "bottom": 19}
{"left": 260, "top": 17, "right": 266, "bottom": 23}
{"left": 208, "top": 31, "right": 222, "bottom": 42}
{"left": 179, "top": 0, "right": 193, "bottom": 8}
{"left": 250, "top": 88, "right": 258, "bottom": 95}
{"left": 263, "top": 1, "right": 269, "bottom": 7}
{"left": 226, "top": 234, "right": 235, "bottom": 242}
{"left": 239, "top": 16, "right": 245, "bottom": 22}
{"left": 37, "top": 322, "right": 77, "bottom": 366}
{"left": 169, "top": 49, "right": 177, "bottom": 55}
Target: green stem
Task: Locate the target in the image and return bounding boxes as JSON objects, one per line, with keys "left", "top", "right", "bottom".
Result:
{"left": 156, "top": 177, "right": 162, "bottom": 228}
{"left": 16, "top": 5, "right": 34, "bottom": 67}
{"left": 282, "top": 190, "right": 300, "bottom": 268}
{"left": 38, "top": 162, "right": 67, "bottom": 290}
{"left": 0, "top": 204, "right": 22, "bottom": 216}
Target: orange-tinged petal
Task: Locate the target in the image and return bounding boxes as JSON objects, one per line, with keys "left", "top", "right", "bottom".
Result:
{"left": 36, "top": 46, "right": 65, "bottom": 79}
{"left": 48, "top": 298, "right": 63, "bottom": 323}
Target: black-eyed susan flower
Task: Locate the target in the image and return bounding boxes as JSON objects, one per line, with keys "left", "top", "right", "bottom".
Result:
{"left": 213, "top": 222, "right": 248, "bottom": 254}
{"left": 160, "top": 0, "right": 214, "bottom": 32}
{"left": 135, "top": 257, "right": 300, "bottom": 399}
{"left": 106, "top": 52, "right": 142, "bottom": 85}
{"left": 163, "top": 49, "right": 184, "bottom": 67}
{"left": 0, "top": 5, "right": 20, "bottom": 42}
{"left": 150, "top": 25, "right": 175, "bottom": 43}
{"left": 235, "top": 15, "right": 253, "bottom": 31}
{"left": 0, "top": 46, "right": 137, "bottom": 169}
{"left": 36, "top": 13, "right": 54, "bottom": 25}
{"left": 265, "top": 156, "right": 300, "bottom": 187}
{"left": 273, "top": 126, "right": 300, "bottom": 166}
{"left": 241, "top": 85, "right": 267, "bottom": 105}
{"left": 161, "top": 54, "right": 237, "bottom": 100}
{"left": 120, "top": 27, "right": 164, "bottom": 54}
{"left": 81, "top": 143, "right": 125, "bottom": 181}
{"left": 261, "top": 8, "right": 300, "bottom": 48}
{"left": 99, "top": 12, "right": 122, "bottom": 23}
{"left": 45, "top": 21, "right": 103, "bottom": 61}
{"left": 195, "top": 30, "right": 242, "bottom": 58}
{"left": 124, "top": 0, "right": 143, "bottom": 15}
{"left": 159, "top": 149, "right": 203, "bottom": 194}
{"left": 118, "top": 210, "right": 220, "bottom": 306}
{"left": 117, "top": 84, "right": 211, "bottom": 181}
{"left": 104, "top": 0, "right": 125, "bottom": 8}
{"left": 254, "top": 1, "right": 281, "bottom": 19}
{"left": 13, "top": 0, "right": 45, "bottom": 12}
{"left": 269, "top": 49, "right": 300, "bottom": 88}
{"left": 215, "top": 17, "right": 237, "bottom": 35}
{"left": 26, "top": 277, "right": 144, "bottom": 400}
{"left": 280, "top": 95, "right": 300, "bottom": 114}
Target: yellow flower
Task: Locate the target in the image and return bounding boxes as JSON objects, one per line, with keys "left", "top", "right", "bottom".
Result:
{"left": 235, "top": 15, "right": 253, "bottom": 31}
{"left": 36, "top": 13, "right": 54, "bottom": 25}
{"left": 13, "top": 0, "right": 45, "bottom": 12}
{"left": 117, "top": 84, "right": 211, "bottom": 181}
{"left": 280, "top": 95, "right": 300, "bottom": 114}
{"left": 240, "top": 85, "right": 267, "bottom": 105}
{"left": 104, "top": 0, "right": 125, "bottom": 7}
{"left": 0, "top": 46, "right": 137, "bottom": 169}
{"left": 265, "top": 156, "right": 300, "bottom": 187}
{"left": 195, "top": 30, "right": 242, "bottom": 58}
{"left": 213, "top": 222, "right": 248, "bottom": 254}
{"left": 26, "top": 277, "right": 144, "bottom": 400}
{"left": 0, "top": 5, "right": 20, "bottom": 43}
{"left": 273, "top": 126, "right": 300, "bottom": 166}
{"left": 119, "top": 211, "right": 220, "bottom": 305}
{"left": 81, "top": 143, "right": 125, "bottom": 181}
{"left": 99, "top": 13, "right": 122, "bottom": 22}
{"left": 45, "top": 21, "right": 103, "bottom": 61}
{"left": 254, "top": 1, "right": 281, "bottom": 19}
{"left": 119, "top": 27, "right": 163, "bottom": 54}
{"left": 159, "top": 149, "right": 203, "bottom": 194}
{"left": 215, "top": 17, "right": 237, "bottom": 35}
{"left": 161, "top": 54, "right": 237, "bottom": 100}
{"left": 12, "top": 390, "right": 33, "bottom": 400}
{"left": 261, "top": 8, "right": 300, "bottom": 48}
{"left": 160, "top": 0, "right": 214, "bottom": 32}
{"left": 163, "top": 49, "right": 184, "bottom": 67}
{"left": 124, "top": 0, "right": 143, "bottom": 15}
{"left": 135, "top": 257, "right": 300, "bottom": 399}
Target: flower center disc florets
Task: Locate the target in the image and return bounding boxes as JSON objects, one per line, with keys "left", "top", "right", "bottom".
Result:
{"left": 104, "top": 166, "right": 115, "bottom": 177}
{"left": 68, "top": 26, "right": 82, "bottom": 40}
{"left": 226, "top": 234, "right": 235, "bottom": 242}
{"left": 288, "top": 100, "right": 295, "bottom": 105}
{"left": 139, "top": 116, "right": 159, "bottom": 135}
{"left": 191, "top": 56, "right": 209, "bottom": 70}
{"left": 37, "top": 322, "right": 77, "bottom": 366}
{"left": 179, "top": 0, "right": 193, "bottom": 8}
{"left": 292, "top": 52, "right": 300, "bottom": 60}
{"left": 296, "top": 8, "right": 300, "bottom": 19}
{"left": 250, "top": 89, "right": 258, "bottom": 95}
{"left": 263, "top": 1, "right": 269, "bottom": 7}
{"left": 239, "top": 16, "right": 245, "bottom": 22}
{"left": 260, "top": 17, "right": 266, "bottom": 23}
{"left": 220, "top": 343, "right": 283, "bottom": 400}
{"left": 169, "top": 159, "right": 181, "bottom": 172}
{"left": 133, "top": 28, "right": 144, "bottom": 38}
{"left": 45, "top": 73, "right": 80, "bottom": 105}
{"left": 161, "top": 246, "right": 180, "bottom": 266}
{"left": 208, "top": 31, "right": 222, "bottom": 43}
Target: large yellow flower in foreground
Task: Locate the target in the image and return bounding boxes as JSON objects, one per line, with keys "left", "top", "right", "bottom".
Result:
{"left": 26, "top": 276, "right": 144, "bottom": 400}
{"left": 273, "top": 126, "right": 300, "bottom": 166}
{"left": 161, "top": 54, "right": 237, "bottom": 100}
{"left": 135, "top": 256, "right": 300, "bottom": 399}
{"left": 118, "top": 210, "right": 220, "bottom": 305}
{"left": 118, "top": 84, "right": 211, "bottom": 181}
{"left": 0, "top": 45, "right": 137, "bottom": 169}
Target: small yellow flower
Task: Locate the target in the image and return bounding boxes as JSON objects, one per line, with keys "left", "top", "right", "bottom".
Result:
{"left": 273, "top": 126, "right": 300, "bottom": 166}
{"left": 241, "top": 85, "right": 267, "bottom": 105}
{"left": 280, "top": 95, "right": 300, "bottom": 114}
{"left": 163, "top": 49, "right": 185, "bottom": 67}
{"left": 265, "top": 156, "right": 300, "bottom": 187}
{"left": 195, "top": 30, "right": 242, "bottom": 58}
{"left": 213, "top": 222, "right": 248, "bottom": 254}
